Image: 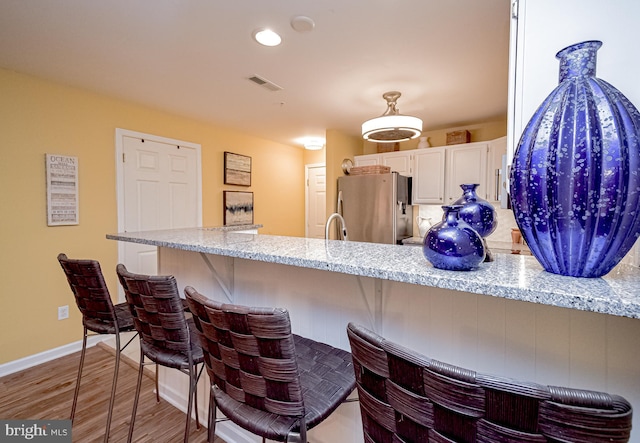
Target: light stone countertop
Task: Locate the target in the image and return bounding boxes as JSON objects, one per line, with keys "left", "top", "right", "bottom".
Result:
{"left": 106, "top": 228, "right": 640, "bottom": 320}
{"left": 202, "top": 224, "right": 262, "bottom": 232}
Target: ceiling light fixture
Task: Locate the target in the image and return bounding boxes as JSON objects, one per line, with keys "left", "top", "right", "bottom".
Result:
{"left": 362, "top": 91, "right": 423, "bottom": 143}
{"left": 252, "top": 28, "right": 282, "bottom": 47}
{"left": 302, "top": 137, "right": 325, "bottom": 150}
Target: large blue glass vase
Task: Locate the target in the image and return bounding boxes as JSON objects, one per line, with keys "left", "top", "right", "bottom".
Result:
{"left": 423, "top": 205, "right": 486, "bottom": 271}
{"left": 510, "top": 40, "right": 640, "bottom": 278}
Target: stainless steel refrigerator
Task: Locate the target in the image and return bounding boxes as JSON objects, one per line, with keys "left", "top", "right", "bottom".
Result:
{"left": 337, "top": 172, "right": 413, "bottom": 244}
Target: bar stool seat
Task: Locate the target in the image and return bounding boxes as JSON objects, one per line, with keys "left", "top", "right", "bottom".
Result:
{"left": 82, "top": 302, "right": 134, "bottom": 333}
{"left": 117, "top": 264, "right": 204, "bottom": 443}
{"left": 137, "top": 319, "right": 203, "bottom": 370}
{"left": 57, "top": 253, "right": 137, "bottom": 443}
{"left": 185, "top": 286, "right": 356, "bottom": 443}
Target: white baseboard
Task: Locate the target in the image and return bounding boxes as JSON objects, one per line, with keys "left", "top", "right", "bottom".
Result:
{"left": 0, "top": 336, "right": 106, "bottom": 378}
{"left": 213, "top": 423, "right": 258, "bottom": 443}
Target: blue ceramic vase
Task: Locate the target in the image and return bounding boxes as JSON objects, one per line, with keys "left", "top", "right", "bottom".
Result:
{"left": 510, "top": 40, "right": 640, "bottom": 278}
{"left": 453, "top": 183, "right": 497, "bottom": 237}
{"left": 423, "top": 205, "right": 486, "bottom": 271}
{"left": 453, "top": 183, "right": 497, "bottom": 262}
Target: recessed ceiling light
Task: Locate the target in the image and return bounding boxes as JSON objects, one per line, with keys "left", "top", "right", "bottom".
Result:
{"left": 252, "top": 28, "right": 282, "bottom": 47}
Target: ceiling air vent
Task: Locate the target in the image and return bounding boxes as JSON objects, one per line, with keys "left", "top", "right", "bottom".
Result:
{"left": 247, "top": 75, "right": 283, "bottom": 92}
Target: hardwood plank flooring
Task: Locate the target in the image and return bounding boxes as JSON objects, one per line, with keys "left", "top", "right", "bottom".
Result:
{"left": 0, "top": 344, "right": 224, "bottom": 442}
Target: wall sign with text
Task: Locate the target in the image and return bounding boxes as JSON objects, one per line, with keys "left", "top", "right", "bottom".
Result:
{"left": 45, "top": 153, "right": 79, "bottom": 226}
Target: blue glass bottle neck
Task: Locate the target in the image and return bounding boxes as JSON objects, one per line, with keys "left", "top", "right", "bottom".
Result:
{"left": 557, "top": 41, "right": 602, "bottom": 82}
{"left": 460, "top": 184, "right": 479, "bottom": 201}
{"left": 445, "top": 208, "right": 460, "bottom": 226}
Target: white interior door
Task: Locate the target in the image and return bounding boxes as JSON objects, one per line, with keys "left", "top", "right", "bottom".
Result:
{"left": 306, "top": 164, "right": 326, "bottom": 238}
{"left": 116, "top": 129, "right": 202, "bottom": 279}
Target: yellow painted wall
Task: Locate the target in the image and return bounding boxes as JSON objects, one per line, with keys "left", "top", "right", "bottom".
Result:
{"left": 303, "top": 145, "right": 325, "bottom": 166}
{"left": 361, "top": 117, "right": 508, "bottom": 154}
{"left": 0, "top": 69, "right": 305, "bottom": 364}
{"left": 299, "top": 131, "right": 360, "bottom": 238}
{"left": 325, "top": 130, "right": 361, "bottom": 225}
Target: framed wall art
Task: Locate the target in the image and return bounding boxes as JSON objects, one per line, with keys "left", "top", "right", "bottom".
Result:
{"left": 224, "top": 151, "right": 251, "bottom": 186}
{"left": 223, "top": 191, "right": 254, "bottom": 226}
{"left": 45, "top": 153, "right": 79, "bottom": 226}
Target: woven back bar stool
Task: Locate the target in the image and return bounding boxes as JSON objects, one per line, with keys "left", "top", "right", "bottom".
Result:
{"left": 184, "top": 286, "right": 357, "bottom": 443}
{"left": 57, "top": 253, "right": 137, "bottom": 443}
{"left": 347, "top": 322, "right": 633, "bottom": 443}
{"left": 116, "top": 264, "right": 204, "bottom": 443}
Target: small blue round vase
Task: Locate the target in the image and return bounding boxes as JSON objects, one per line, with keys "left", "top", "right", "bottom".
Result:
{"left": 423, "top": 205, "right": 486, "bottom": 271}
{"left": 453, "top": 183, "right": 497, "bottom": 238}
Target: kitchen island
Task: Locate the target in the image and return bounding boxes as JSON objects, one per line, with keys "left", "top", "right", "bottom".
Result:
{"left": 107, "top": 228, "right": 640, "bottom": 443}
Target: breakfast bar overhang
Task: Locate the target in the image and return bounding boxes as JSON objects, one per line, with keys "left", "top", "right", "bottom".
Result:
{"left": 107, "top": 228, "right": 640, "bottom": 442}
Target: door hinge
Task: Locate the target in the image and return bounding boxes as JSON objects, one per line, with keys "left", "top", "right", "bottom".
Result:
{"left": 122, "top": 153, "right": 126, "bottom": 162}
{"left": 511, "top": 0, "right": 518, "bottom": 19}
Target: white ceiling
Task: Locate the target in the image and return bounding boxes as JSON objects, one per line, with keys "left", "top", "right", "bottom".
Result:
{"left": 0, "top": 0, "right": 511, "bottom": 148}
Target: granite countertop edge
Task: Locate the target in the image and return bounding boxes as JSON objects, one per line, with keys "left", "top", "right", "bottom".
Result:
{"left": 106, "top": 228, "right": 640, "bottom": 320}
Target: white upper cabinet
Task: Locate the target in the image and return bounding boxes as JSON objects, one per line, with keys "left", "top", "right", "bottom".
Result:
{"left": 444, "top": 138, "right": 507, "bottom": 203}
{"left": 354, "top": 137, "right": 507, "bottom": 205}
{"left": 413, "top": 147, "right": 446, "bottom": 204}
{"left": 354, "top": 150, "right": 413, "bottom": 176}
{"left": 382, "top": 151, "right": 413, "bottom": 176}
{"left": 445, "top": 142, "right": 489, "bottom": 203}
{"left": 353, "top": 154, "right": 379, "bottom": 167}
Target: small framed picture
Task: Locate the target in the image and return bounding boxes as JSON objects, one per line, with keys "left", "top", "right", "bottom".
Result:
{"left": 223, "top": 191, "right": 254, "bottom": 226}
{"left": 224, "top": 152, "right": 251, "bottom": 186}
{"left": 46, "top": 153, "right": 79, "bottom": 226}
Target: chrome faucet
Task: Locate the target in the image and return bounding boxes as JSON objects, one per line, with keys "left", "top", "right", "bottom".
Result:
{"left": 325, "top": 213, "right": 348, "bottom": 241}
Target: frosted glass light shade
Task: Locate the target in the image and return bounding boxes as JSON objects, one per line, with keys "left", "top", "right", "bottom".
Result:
{"left": 304, "top": 141, "right": 324, "bottom": 150}
{"left": 362, "top": 114, "right": 423, "bottom": 142}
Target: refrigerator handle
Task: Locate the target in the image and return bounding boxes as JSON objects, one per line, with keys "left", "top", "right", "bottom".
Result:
{"left": 337, "top": 190, "right": 344, "bottom": 215}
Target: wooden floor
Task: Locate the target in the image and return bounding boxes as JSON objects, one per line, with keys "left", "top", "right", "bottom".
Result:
{"left": 0, "top": 344, "right": 224, "bottom": 442}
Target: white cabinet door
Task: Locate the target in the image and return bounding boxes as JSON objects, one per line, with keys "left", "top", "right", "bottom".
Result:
{"left": 488, "top": 136, "right": 507, "bottom": 203}
{"left": 413, "top": 147, "right": 446, "bottom": 204}
{"left": 354, "top": 151, "right": 414, "bottom": 176}
{"left": 446, "top": 142, "right": 488, "bottom": 202}
{"left": 382, "top": 151, "right": 413, "bottom": 176}
{"left": 354, "top": 154, "right": 380, "bottom": 167}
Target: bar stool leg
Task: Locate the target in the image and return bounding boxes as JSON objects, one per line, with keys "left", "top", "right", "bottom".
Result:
{"left": 194, "top": 364, "right": 203, "bottom": 429}
{"left": 70, "top": 327, "right": 88, "bottom": 423}
{"left": 103, "top": 331, "right": 122, "bottom": 443}
{"left": 208, "top": 390, "right": 216, "bottom": 443}
{"left": 127, "top": 352, "right": 145, "bottom": 443}
{"left": 155, "top": 363, "right": 160, "bottom": 402}
{"left": 183, "top": 364, "right": 195, "bottom": 442}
